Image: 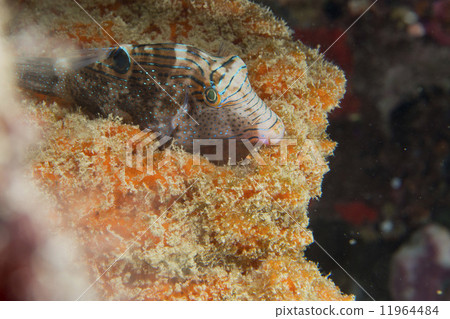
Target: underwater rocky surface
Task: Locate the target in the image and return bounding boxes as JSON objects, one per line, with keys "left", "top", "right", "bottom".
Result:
{"left": 2, "top": 0, "right": 350, "bottom": 300}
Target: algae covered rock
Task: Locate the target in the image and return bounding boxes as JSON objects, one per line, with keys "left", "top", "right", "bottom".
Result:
{"left": 14, "top": 0, "right": 349, "bottom": 300}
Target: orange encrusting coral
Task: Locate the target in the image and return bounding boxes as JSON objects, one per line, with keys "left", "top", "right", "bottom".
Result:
{"left": 17, "top": 0, "right": 349, "bottom": 300}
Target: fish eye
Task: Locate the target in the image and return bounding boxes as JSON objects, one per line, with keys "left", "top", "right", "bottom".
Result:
{"left": 203, "top": 87, "right": 221, "bottom": 107}
{"left": 108, "top": 47, "right": 130, "bottom": 74}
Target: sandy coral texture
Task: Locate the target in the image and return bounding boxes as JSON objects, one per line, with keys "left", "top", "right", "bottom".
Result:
{"left": 10, "top": 0, "right": 350, "bottom": 300}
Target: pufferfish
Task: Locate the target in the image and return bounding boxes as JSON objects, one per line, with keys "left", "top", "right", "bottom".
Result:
{"left": 16, "top": 43, "right": 285, "bottom": 162}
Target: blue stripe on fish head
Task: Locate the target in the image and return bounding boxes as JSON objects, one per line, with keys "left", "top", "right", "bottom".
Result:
{"left": 191, "top": 54, "right": 285, "bottom": 146}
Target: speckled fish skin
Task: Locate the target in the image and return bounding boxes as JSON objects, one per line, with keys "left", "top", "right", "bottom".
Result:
{"left": 16, "top": 43, "right": 285, "bottom": 155}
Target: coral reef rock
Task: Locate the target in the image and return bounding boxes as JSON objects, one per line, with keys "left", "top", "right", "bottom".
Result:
{"left": 12, "top": 0, "right": 349, "bottom": 300}
{"left": 390, "top": 224, "right": 450, "bottom": 301}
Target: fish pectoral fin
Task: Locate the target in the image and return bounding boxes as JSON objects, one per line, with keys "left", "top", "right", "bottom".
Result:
{"left": 169, "top": 92, "right": 192, "bottom": 134}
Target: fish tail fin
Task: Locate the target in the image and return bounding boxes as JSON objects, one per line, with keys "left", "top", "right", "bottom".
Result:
{"left": 16, "top": 57, "right": 60, "bottom": 95}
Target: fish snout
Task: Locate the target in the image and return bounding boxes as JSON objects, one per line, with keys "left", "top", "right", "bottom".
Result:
{"left": 248, "top": 104, "right": 285, "bottom": 145}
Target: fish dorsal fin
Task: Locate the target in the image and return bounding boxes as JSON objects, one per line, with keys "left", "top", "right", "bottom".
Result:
{"left": 55, "top": 47, "right": 111, "bottom": 70}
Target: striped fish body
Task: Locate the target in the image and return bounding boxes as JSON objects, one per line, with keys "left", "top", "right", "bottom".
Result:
{"left": 16, "top": 43, "right": 285, "bottom": 159}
